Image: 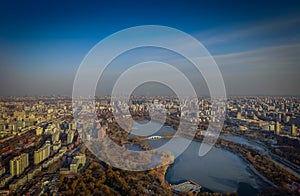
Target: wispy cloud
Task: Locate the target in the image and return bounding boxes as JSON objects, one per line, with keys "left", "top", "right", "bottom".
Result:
{"left": 214, "top": 43, "right": 300, "bottom": 72}
{"left": 196, "top": 13, "right": 300, "bottom": 47}
{"left": 212, "top": 43, "right": 300, "bottom": 95}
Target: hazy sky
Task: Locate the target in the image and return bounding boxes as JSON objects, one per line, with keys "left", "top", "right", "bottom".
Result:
{"left": 0, "top": 0, "right": 300, "bottom": 96}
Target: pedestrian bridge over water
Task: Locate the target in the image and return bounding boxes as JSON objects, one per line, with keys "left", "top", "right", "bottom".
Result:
{"left": 146, "top": 135, "right": 163, "bottom": 140}
{"left": 144, "top": 135, "right": 175, "bottom": 140}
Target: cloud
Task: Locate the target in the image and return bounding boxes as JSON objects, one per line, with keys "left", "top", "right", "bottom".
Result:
{"left": 214, "top": 43, "right": 300, "bottom": 72}
{"left": 213, "top": 44, "right": 300, "bottom": 95}
{"left": 197, "top": 13, "right": 300, "bottom": 46}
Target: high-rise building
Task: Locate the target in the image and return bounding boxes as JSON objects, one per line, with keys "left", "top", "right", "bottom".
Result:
{"left": 34, "top": 141, "right": 51, "bottom": 165}
{"left": 275, "top": 121, "right": 281, "bottom": 135}
{"left": 0, "top": 167, "right": 5, "bottom": 177}
{"left": 35, "top": 127, "right": 43, "bottom": 135}
{"left": 70, "top": 153, "right": 86, "bottom": 173}
{"left": 236, "top": 112, "right": 242, "bottom": 119}
{"left": 55, "top": 122, "right": 60, "bottom": 129}
{"left": 291, "top": 124, "right": 298, "bottom": 137}
{"left": 10, "top": 153, "right": 29, "bottom": 177}
{"left": 269, "top": 123, "right": 275, "bottom": 132}
{"left": 70, "top": 121, "right": 76, "bottom": 130}
{"left": 70, "top": 159, "right": 78, "bottom": 173}
{"left": 53, "top": 140, "right": 62, "bottom": 152}
{"left": 285, "top": 115, "right": 290, "bottom": 123}
{"left": 67, "top": 131, "right": 74, "bottom": 144}
{"left": 52, "top": 131, "right": 60, "bottom": 143}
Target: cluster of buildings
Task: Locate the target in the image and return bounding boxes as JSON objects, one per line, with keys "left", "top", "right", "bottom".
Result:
{"left": 0, "top": 96, "right": 72, "bottom": 138}
{"left": 76, "top": 96, "right": 299, "bottom": 138}
{"left": 95, "top": 96, "right": 226, "bottom": 124}
{"left": 0, "top": 95, "right": 299, "bottom": 194}
{"left": 0, "top": 97, "right": 85, "bottom": 193}
{"left": 226, "top": 97, "right": 299, "bottom": 137}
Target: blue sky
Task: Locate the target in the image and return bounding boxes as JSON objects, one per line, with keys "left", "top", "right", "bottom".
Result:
{"left": 1, "top": 0, "right": 300, "bottom": 96}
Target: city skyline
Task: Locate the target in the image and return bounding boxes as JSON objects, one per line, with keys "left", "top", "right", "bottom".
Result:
{"left": 1, "top": 95, "right": 300, "bottom": 194}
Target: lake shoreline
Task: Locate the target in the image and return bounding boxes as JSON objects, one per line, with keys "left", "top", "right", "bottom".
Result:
{"left": 130, "top": 119, "right": 264, "bottom": 194}
{"left": 131, "top": 118, "right": 298, "bottom": 194}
